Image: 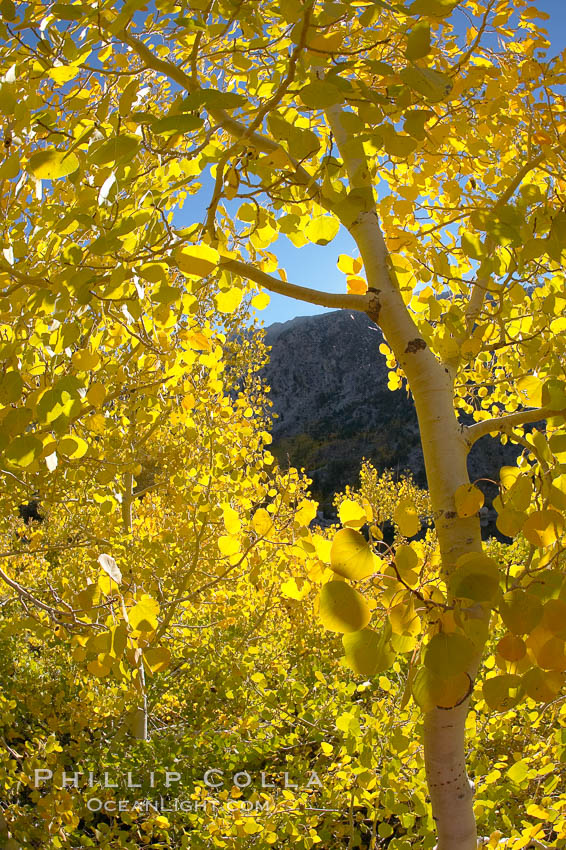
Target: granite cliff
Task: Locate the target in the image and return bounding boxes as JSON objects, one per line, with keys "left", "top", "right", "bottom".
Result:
{"left": 262, "top": 310, "right": 518, "bottom": 513}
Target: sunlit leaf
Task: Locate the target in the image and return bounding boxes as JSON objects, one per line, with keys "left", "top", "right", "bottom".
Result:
{"left": 318, "top": 580, "right": 371, "bottom": 633}
{"left": 330, "top": 527, "right": 375, "bottom": 581}
{"left": 27, "top": 148, "right": 79, "bottom": 180}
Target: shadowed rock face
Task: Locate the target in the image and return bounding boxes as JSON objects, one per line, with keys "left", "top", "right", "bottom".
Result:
{"left": 262, "top": 310, "right": 518, "bottom": 513}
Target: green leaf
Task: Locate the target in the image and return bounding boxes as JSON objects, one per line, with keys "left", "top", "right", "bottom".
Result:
{"left": 449, "top": 554, "right": 501, "bottom": 602}
{"left": 408, "top": 0, "right": 458, "bottom": 15}
{"left": 342, "top": 627, "right": 394, "bottom": 676}
{"left": 330, "top": 528, "right": 375, "bottom": 581}
{"left": 58, "top": 437, "right": 88, "bottom": 459}
{"left": 405, "top": 21, "right": 431, "bottom": 60}
{"left": 89, "top": 134, "right": 140, "bottom": 166}
{"left": 403, "top": 109, "right": 432, "bottom": 140}
{"left": 181, "top": 89, "right": 248, "bottom": 110}
{"left": 461, "top": 231, "right": 484, "bottom": 260}
{"left": 299, "top": 81, "right": 343, "bottom": 108}
{"left": 380, "top": 125, "right": 419, "bottom": 158}
{"left": 27, "top": 148, "right": 79, "bottom": 180}
{"left": 52, "top": 3, "right": 90, "bottom": 20}
{"left": 412, "top": 666, "right": 471, "bottom": 711}
{"left": 0, "top": 370, "right": 23, "bottom": 404}
{"left": 318, "top": 581, "right": 371, "bottom": 634}
{"left": 500, "top": 590, "right": 543, "bottom": 635}
{"left": 400, "top": 66, "right": 453, "bottom": 102}
{"left": 424, "top": 632, "right": 476, "bottom": 678}
{"left": 483, "top": 674, "right": 522, "bottom": 711}
{"left": 507, "top": 758, "right": 529, "bottom": 784}
{"left": 5, "top": 435, "right": 43, "bottom": 468}
{"left": 151, "top": 113, "right": 204, "bottom": 136}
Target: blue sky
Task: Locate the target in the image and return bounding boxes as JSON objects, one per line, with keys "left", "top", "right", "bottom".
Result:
{"left": 177, "top": 1, "right": 566, "bottom": 329}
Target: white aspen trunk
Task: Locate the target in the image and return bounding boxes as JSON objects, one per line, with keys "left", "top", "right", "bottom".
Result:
{"left": 414, "top": 376, "right": 483, "bottom": 850}
{"left": 349, "top": 211, "right": 484, "bottom": 850}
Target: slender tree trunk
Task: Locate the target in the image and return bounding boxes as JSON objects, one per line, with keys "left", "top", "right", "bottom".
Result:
{"left": 413, "top": 379, "right": 483, "bottom": 850}
{"left": 349, "top": 211, "right": 484, "bottom": 850}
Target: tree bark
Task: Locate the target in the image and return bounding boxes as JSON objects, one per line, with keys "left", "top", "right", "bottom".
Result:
{"left": 323, "top": 117, "right": 485, "bottom": 845}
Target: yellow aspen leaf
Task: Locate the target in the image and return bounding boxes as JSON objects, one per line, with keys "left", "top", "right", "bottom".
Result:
{"left": 395, "top": 544, "right": 419, "bottom": 573}
{"left": 330, "top": 528, "right": 374, "bottom": 581}
{"left": 312, "top": 533, "right": 332, "bottom": 564}
{"left": 496, "top": 508, "right": 526, "bottom": 539}
{"left": 251, "top": 291, "right": 270, "bottom": 310}
{"left": 222, "top": 505, "right": 241, "bottom": 535}
{"left": 405, "top": 21, "right": 431, "bottom": 61}
{"left": 306, "top": 30, "right": 343, "bottom": 52}
{"left": 517, "top": 375, "right": 543, "bottom": 407}
{"left": 218, "top": 534, "right": 241, "bottom": 556}
{"left": 412, "top": 666, "right": 471, "bottom": 713}
{"left": 500, "top": 590, "right": 543, "bottom": 635}
{"left": 109, "top": 624, "right": 127, "bottom": 659}
{"left": 48, "top": 65, "right": 80, "bottom": 84}
{"left": 58, "top": 436, "right": 88, "bottom": 459}
{"left": 252, "top": 508, "right": 273, "bottom": 537}
{"left": 318, "top": 580, "right": 371, "bottom": 634}
{"left": 388, "top": 599, "right": 421, "bottom": 636}
{"left": 338, "top": 498, "right": 368, "bottom": 529}
{"left": 181, "top": 393, "right": 195, "bottom": 411}
{"left": 536, "top": 637, "right": 566, "bottom": 672}
{"left": 522, "top": 667, "right": 564, "bottom": 703}
{"left": 174, "top": 243, "right": 219, "bottom": 279}
{"left": 87, "top": 656, "right": 112, "bottom": 678}
{"left": 281, "top": 577, "right": 311, "bottom": 600}
{"left": 460, "top": 231, "right": 484, "bottom": 260}
{"left": 128, "top": 595, "right": 159, "bottom": 632}
{"left": 346, "top": 276, "right": 367, "bottom": 294}
{"left": 86, "top": 382, "right": 107, "bottom": 407}
{"left": 185, "top": 331, "right": 211, "bottom": 351}
{"left": 497, "top": 633, "right": 526, "bottom": 662}
{"left": 305, "top": 215, "right": 340, "bottom": 246}
{"left": 295, "top": 499, "right": 318, "bottom": 526}
{"left": 449, "top": 554, "right": 501, "bottom": 602}
{"left": 337, "top": 254, "right": 363, "bottom": 275}
{"left": 0, "top": 370, "right": 23, "bottom": 404}
{"left": 393, "top": 499, "right": 420, "bottom": 537}
{"left": 27, "top": 148, "right": 79, "bottom": 180}
{"left": 522, "top": 509, "right": 564, "bottom": 548}
{"left": 71, "top": 349, "right": 100, "bottom": 371}
{"left": 542, "top": 599, "right": 566, "bottom": 640}
{"left": 144, "top": 646, "right": 171, "bottom": 673}
{"left": 215, "top": 287, "right": 243, "bottom": 314}
{"left": 454, "top": 484, "right": 484, "bottom": 518}
{"left": 483, "top": 674, "right": 522, "bottom": 711}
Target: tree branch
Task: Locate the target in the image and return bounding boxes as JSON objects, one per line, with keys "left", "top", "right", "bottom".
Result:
{"left": 220, "top": 258, "right": 371, "bottom": 311}
{"left": 466, "top": 405, "right": 559, "bottom": 446}
{"left": 464, "top": 147, "right": 556, "bottom": 330}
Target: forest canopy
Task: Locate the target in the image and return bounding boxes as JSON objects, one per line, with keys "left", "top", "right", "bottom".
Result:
{"left": 1, "top": 1, "right": 566, "bottom": 849}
